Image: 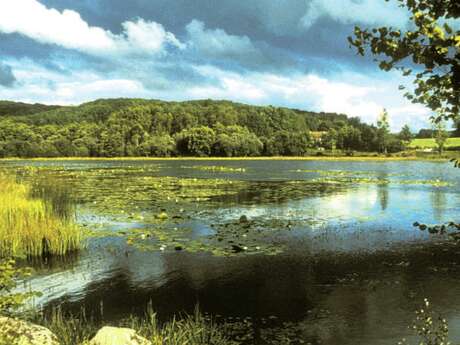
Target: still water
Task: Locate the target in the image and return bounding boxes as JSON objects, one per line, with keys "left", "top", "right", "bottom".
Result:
{"left": 2, "top": 159, "right": 460, "bottom": 345}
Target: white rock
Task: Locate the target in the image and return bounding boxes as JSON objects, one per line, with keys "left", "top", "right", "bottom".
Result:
{"left": 0, "top": 317, "right": 59, "bottom": 345}
{"left": 88, "top": 326, "right": 151, "bottom": 345}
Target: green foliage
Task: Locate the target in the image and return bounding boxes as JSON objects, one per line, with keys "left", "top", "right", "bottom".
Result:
{"left": 321, "top": 129, "right": 338, "bottom": 150}
{"left": 0, "top": 175, "right": 83, "bottom": 258}
{"left": 336, "top": 126, "right": 362, "bottom": 151}
{"left": 0, "top": 101, "right": 59, "bottom": 117}
{"left": 376, "top": 109, "right": 391, "bottom": 154}
{"left": 0, "top": 259, "right": 39, "bottom": 317}
{"left": 0, "top": 98, "right": 408, "bottom": 157}
{"left": 176, "top": 126, "right": 216, "bottom": 157}
{"left": 140, "top": 134, "right": 176, "bottom": 157}
{"left": 349, "top": 0, "right": 460, "bottom": 122}
{"left": 434, "top": 121, "right": 449, "bottom": 154}
{"left": 265, "top": 130, "right": 311, "bottom": 156}
{"left": 399, "top": 124, "right": 414, "bottom": 143}
{"left": 37, "top": 306, "right": 237, "bottom": 345}
{"left": 127, "top": 306, "right": 238, "bottom": 345}
{"left": 213, "top": 125, "right": 263, "bottom": 157}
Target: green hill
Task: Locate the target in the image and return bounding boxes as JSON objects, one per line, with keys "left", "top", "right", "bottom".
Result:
{"left": 0, "top": 98, "right": 399, "bottom": 158}
{"left": 0, "top": 100, "right": 61, "bottom": 117}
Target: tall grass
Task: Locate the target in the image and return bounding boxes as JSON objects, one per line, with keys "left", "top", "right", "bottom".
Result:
{"left": 125, "top": 305, "right": 238, "bottom": 345}
{"left": 37, "top": 306, "right": 238, "bottom": 345}
{"left": 0, "top": 175, "right": 82, "bottom": 257}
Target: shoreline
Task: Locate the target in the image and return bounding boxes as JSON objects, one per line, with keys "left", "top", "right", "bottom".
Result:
{"left": 0, "top": 155, "right": 454, "bottom": 162}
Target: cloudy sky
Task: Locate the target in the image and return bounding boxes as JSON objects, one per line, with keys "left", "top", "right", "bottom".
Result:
{"left": 0, "top": 0, "right": 435, "bottom": 130}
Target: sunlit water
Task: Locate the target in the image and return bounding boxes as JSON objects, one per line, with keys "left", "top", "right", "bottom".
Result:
{"left": 2, "top": 159, "right": 460, "bottom": 345}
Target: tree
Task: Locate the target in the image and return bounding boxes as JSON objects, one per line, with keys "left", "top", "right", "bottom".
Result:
{"left": 416, "top": 128, "right": 435, "bottom": 138}
{"left": 376, "top": 109, "right": 391, "bottom": 154}
{"left": 213, "top": 125, "right": 262, "bottom": 157}
{"left": 0, "top": 99, "right": 399, "bottom": 157}
{"left": 454, "top": 118, "right": 460, "bottom": 137}
{"left": 349, "top": 0, "right": 460, "bottom": 123}
{"left": 336, "top": 126, "right": 362, "bottom": 151}
{"left": 351, "top": 1, "right": 460, "bottom": 234}
{"left": 140, "top": 134, "right": 176, "bottom": 157}
{"left": 434, "top": 121, "right": 449, "bottom": 154}
{"left": 321, "top": 129, "right": 337, "bottom": 150}
{"left": 175, "top": 126, "right": 216, "bottom": 157}
{"left": 399, "top": 124, "right": 413, "bottom": 144}
{"left": 265, "top": 131, "right": 311, "bottom": 156}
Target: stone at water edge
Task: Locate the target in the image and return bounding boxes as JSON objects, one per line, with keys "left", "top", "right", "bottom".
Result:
{"left": 88, "top": 327, "right": 151, "bottom": 345}
{"left": 239, "top": 215, "right": 249, "bottom": 223}
{"left": 0, "top": 317, "right": 60, "bottom": 345}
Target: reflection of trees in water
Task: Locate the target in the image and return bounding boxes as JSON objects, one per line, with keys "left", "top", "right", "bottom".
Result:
{"left": 40, "top": 243, "right": 460, "bottom": 344}
{"left": 28, "top": 176, "right": 77, "bottom": 220}
{"left": 26, "top": 251, "right": 80, "bottom": 271}
{"left": 430, "top": 188, "right": 447, "bottom": 222}
{"left": 377, "top": 185, "right": 389, "bottom": 211}
{"left": 212, "top": 181, "right": 346, "bottom": 206}
{"left": 376, "top": 172, "right": 389, "bottom": 211}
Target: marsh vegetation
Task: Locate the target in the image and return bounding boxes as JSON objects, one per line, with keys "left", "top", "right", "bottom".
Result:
{"left": 0, "top": 175, "right": 82, "bottom": 258}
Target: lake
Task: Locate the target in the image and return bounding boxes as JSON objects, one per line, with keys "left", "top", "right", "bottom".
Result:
{"left": 1, "top": 159, "right": 460, "bottom": 345}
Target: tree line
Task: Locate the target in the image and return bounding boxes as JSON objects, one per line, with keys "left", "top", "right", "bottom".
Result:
{"left": 0, "top": 98, "right": 419, "bottom": 158}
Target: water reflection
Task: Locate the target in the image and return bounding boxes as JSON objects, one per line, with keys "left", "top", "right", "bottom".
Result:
{"left": 431, "top": 188, "right": 447, "bottom": 222}
{"left": 1, "top": 159, "right": 458, "bottom": 345}
{"left": 36, "top": 244, "right": 460, "bottom": 345}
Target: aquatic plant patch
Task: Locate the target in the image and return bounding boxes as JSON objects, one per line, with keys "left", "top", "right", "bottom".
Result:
{"left": 182, "top": 165, "right": 247, "bottom": 173}
{"left": 0, "top": 175, "right": 83, "bottom": 258}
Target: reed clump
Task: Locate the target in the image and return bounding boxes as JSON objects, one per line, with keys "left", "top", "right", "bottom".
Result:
{"left": 37, "top": 306, "right": 238, "bottom": 345}
{"left": 0, "top": 175, "right": 82, "bottom": 257}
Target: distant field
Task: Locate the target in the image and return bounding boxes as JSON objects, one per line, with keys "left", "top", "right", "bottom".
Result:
{"left": 408, "top": 137, "right": 460, "bottom": 149}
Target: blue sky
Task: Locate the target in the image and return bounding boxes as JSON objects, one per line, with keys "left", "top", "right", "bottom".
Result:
{"left": 0, "top": 0, "right": 435, "bottom": 130}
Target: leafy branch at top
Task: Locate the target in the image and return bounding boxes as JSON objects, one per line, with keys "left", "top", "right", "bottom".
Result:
{"left": 348, "top": 0, "right": 460, "bottom": 123}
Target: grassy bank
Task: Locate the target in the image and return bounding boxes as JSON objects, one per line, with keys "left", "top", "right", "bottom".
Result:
{"left": 31, "top": 307, "right": 237, "bottom": 345}
{"left": 0, "top": 152, "right": 459, "bottom": 162}
{"left": 0, "top": 175, "right": 83, "bottom": 257}
{"left": 408, "top": 137, "right": 460, "bottom": 149}
{"left": 1, "top": 311, "right": 237, "bottom": 345}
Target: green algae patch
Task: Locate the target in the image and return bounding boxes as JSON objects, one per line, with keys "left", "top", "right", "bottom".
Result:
{"left": 311, "top": 176, "right": 453, "bottom": 187}
{"left": 292, "top": 169, "right": 453, "bottom": 187}
{"left": 13, "top": 166, "right": 250, "bottom": 219}
{"left": 124, "top": 218, "right": 287, "bottom": 257}
{"left": 4, "top": 162, "right": 453, "bottom": 259}
{"left": 183, "top": 165, "right": 247, "bottom": 173}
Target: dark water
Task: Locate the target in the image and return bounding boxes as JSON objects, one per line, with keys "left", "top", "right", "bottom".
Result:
{"left": 2, "top": 159, "right": 460, "bottom": 345}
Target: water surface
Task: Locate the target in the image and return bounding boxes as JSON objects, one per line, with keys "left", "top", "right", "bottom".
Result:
{"left": 2, "top": 159, "right": 459, "bottom": 345}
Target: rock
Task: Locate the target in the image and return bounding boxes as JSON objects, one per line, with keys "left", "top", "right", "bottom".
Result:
{"left": 239, "top": 215, "right": 249, "bottom": 223}
{"left": 231, "top": 244, "right": 244, "bottom": 253}
{"left": 0, "top": 317, "right": 59, "bottom": 345}
{"left": 89, "top": 327, "right": 151, "bottom": 345}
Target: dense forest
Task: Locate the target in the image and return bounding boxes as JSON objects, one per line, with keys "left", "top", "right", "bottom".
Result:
{"left": 0, "top": 98, "right": 412, "bottom": 157}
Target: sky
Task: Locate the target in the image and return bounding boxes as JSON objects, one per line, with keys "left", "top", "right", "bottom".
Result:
{"left": 0, "top": 0, "right": 437, "bottom": 131}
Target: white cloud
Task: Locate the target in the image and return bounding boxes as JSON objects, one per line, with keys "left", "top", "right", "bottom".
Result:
{"left": 0, "top": 0, "right": 183, "bottom": 56}
{"left": 189, "top": 66, "right": 432, "bottom": 131}
{"left": 301, "top": 0, "right": 409, "bottom": 29}
{"left": 0, "top": 57, "right": 433, "bottom": 131}
{"left": 121, "top": 19, "right": 185, "bottom": 54}
{"left": 185, "top": 20, "right": 260, "bottom": 58}
{"left": 0, "top": 59, "right": 151, "bottom": 105}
